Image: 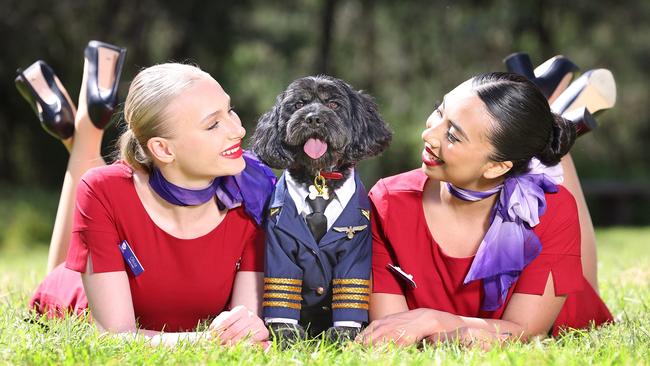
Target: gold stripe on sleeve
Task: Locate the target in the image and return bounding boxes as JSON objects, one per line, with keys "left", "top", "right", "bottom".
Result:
{"left": 263, "top": 284, "right": 302, "bottom": 292}
{"left": 264, "top": 277, "right": 303, "bottom": 285}
{"left": 263, "top": 293, "right": 302, "bottom": 301}
{"left": 332, "top": 278, "right": 370, "bottom": 286}
{"left": 332, "top": 287, "right": 370, "bottom": 295}
{"left": 331, "top": 302, "right": 369, "bottom": 310}
{"left": 333, "top": 294, "right": 370, "bottom": 302}
{"left": 262, "top": 301, "right": 301, "bottom": 310}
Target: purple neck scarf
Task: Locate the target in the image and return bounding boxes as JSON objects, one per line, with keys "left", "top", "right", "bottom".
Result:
{"left": 149, "top": 150, "right": 276, "bottom": 226}
{"left": 446, "top": 161, "right": 560, "bottom": 311}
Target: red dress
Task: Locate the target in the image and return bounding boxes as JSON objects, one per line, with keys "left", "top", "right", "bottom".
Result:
{"left": 370, "top": 169, "right": 613, "bottom": 336}
{"left": 30, "top": 161, "right": 264, "bottom": 332}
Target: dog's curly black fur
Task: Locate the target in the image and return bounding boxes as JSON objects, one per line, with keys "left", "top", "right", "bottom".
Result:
{"left": 250, "top": 75, "right": 392, "bottom": 189}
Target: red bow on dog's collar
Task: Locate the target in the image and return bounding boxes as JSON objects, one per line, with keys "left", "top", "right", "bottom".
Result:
{"left": 319, "top": 171, "right": 344, "bottom": 180}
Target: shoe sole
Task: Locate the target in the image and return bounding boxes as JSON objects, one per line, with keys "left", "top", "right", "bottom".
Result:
{"left": 546, "top": 72, "right": 574, "bottom": 105}
{"left": 15, "top": 61, "right": 76, "bottom": 140}
{"left": 96, "top": 47, "right": 121, "bottom": 99}
{"left": 20, "top": 63, "right": 58, "bottom": 109}
{"left": 534, "top": 55, "right": 564, "bottom": 77}
{"left": 534, "top": 55, "right": 579, "bottom": 100}
{"left": 85, "top": 40, "right": 127, "bottom": 129}
{"left": 551, "top": 69, "right": 617, "bottom": 115}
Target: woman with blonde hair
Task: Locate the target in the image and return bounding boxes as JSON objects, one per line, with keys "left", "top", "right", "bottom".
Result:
{"left": 21, "top": 47, "right": 274, "bottom": 346}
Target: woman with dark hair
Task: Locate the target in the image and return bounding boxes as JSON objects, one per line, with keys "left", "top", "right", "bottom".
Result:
{"left": 358, "top": 72, "right": 613, "bottom": 346}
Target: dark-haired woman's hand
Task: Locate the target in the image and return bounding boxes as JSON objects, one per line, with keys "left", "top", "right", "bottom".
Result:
{"left": 425, "top": 326, "right": 511, "bottom": 351}
{"left": 356, "top": 308, "right": 439, "bottom": 346}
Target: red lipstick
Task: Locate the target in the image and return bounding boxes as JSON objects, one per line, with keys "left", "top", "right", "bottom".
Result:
{"left": 221, "top": 142, "right": 243, "bottom": 159}
{"left": 422, "top": 146, "right": 444, "bottom": 167}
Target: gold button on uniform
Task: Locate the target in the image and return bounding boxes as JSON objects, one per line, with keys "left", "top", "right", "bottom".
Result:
{"left": 321, "top": 306, "right": 330, "bottom": 311}
{"left": 316, "top": 287, "right": 325, "bottom": 295}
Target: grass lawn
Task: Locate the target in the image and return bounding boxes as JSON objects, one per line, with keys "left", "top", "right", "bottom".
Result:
{"left": 1, "top": 227, "right": 649, "bottom": 365}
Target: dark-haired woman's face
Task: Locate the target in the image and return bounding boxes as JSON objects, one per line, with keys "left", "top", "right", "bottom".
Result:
{"left": 420, "top": 80, "right": 501, "bottom": 190}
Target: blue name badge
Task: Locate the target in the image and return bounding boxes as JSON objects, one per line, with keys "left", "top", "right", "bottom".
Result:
{"left": 118, "top": 240, "right": 144, "bottom": 277}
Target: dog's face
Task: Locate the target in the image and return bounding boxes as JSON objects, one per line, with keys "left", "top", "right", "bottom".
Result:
{"left": 250, "top": 75, "right": 392, "bottom": 186}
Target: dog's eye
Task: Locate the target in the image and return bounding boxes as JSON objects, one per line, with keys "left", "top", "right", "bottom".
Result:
{"left": 327, "top": 101, "right": 339, "bottom": 110}
{"left": 294, "top": 101, "right": 304, "bottom": 110}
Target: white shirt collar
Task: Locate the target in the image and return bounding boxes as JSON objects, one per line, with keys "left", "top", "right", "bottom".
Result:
{"left": 285, "top": 169, "right": 356, "bottom": 215}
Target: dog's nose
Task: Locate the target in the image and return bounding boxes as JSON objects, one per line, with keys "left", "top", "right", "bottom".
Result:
{"left": 305, "top": 113, "right": 322, "bottom": 125}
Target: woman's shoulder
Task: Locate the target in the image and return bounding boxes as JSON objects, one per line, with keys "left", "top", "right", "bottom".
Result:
{"left": 369, "top": 168, "right": 427, "bottom": 198}
{"left": 535, "top": 184, "right": 580, "bottom": 254}
{"left": 78, "top": 161, "right": 134, "bottom": 198}
{"left": 542, "top": 184, "right": 578, "bottom": 223}
{"left": 79, "top": 160, "right": 133, "bottom": 187}
{"left": 226, "top": 206, "right": 256, "bottom": 227}
{"left": 369, "top": 169, "right": 427, "bottom": 220}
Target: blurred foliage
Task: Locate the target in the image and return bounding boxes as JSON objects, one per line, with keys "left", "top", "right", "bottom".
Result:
{"left": 0, "top": 185, "right": 57, "bottom": 251}
{"left": 1, "top": 0, "right": 649, "bottom": 223}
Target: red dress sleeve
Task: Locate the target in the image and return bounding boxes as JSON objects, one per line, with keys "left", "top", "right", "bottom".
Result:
{"left": 369, "top": 180, "right": 404, "bottom": 295}
{"left": 65, "top": 169, "right": 125, "bottom": 273}
{"left": 514, "top": 186, "right": 583, "bottom": 296}
{"left": 237, "top": 215, "right": 265, "bottom": 272}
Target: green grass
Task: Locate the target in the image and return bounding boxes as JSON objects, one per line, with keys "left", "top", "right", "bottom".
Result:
{"left": 1, "top": 228, "right": 649, "bottom": 365}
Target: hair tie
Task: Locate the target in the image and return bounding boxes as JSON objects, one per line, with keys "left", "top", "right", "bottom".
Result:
{"left": 550, "top": 123, "right": 562, "bottom": 154}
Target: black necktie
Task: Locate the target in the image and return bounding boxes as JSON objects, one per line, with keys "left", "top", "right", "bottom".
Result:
{"left": 306, "top": 196, "right": 332, "bottom": 242}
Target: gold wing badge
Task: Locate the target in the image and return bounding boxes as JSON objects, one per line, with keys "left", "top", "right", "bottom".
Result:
{"left": 333, "top": 225, "right": 368, "bottom": 240}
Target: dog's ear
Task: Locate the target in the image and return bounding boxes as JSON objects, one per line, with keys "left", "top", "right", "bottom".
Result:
{"left": 250, "top": 92, "right": 294, "bottom": 169}
{"left": 344, "top": 88, "right": 393, "bottom": 162}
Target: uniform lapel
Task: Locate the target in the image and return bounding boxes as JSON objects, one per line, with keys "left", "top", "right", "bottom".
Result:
{"left": 319, "top": 172, "right": 371, "bottom": 246}
{"left": 271, "top": 173, "right": 320, "bottom": 252}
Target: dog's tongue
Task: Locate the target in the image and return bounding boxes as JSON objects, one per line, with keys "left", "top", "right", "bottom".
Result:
{"left": 303, "top": 138, "right": 328, "bottom": 160}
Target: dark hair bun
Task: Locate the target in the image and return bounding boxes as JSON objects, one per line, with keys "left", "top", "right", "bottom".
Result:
{"left": 537, "top": 114, "right": 577, "bottom": 166}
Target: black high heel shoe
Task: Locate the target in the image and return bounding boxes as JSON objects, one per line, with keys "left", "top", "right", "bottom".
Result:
{"left": 504, "top": 52, "right": 536, "bottom": 80}
{"left": 551, "top": 69, "right": 617, "bottom": 116}
{"left": 534, "top": 55, "right": 579, "bottom": 101}
{"left": 15, "top": 61, "right": 75, "bottom": 140}
{"left": 84, "top": 40, "right": 127, "bottom": 129}
{"left": 504, "top": 53, "right": 579, "bottom": 100}
{"left": 563, "top": 107, "right": 598, "bottom": 137}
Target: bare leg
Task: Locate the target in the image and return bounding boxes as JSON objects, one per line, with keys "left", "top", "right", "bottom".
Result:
{"left": 560, "top": 154, "right": 598, "bottom": 292}
{"left": 546, "top": 72, "right": 600, "bottom": 293}
{"left": 46, "top": 59, "right": 106, "bottom": 273}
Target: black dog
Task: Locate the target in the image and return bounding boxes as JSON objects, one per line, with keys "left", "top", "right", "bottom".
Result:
{"left": 251, "top": 75, "right": 391, "bottom": 189}
{"left": 251, "top": 75, "right": 391, "bottom": 344}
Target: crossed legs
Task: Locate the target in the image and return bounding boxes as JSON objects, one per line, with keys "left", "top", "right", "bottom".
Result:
{"left": 46, "top": 59, "right": 107, "bottom": 273}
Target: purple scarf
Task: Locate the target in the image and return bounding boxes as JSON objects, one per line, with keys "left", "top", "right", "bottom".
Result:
{"left": 149, "top": 150, "right": 276, "bottom": 225}
{"left": 446, "top": 160, "right": 561, "bottom": 311}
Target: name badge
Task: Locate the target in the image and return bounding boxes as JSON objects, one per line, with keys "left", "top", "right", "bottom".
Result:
{"left": 118, "top": 240, "right": 144, "bottom": 277}
{"left": 387, "top": 264, "right": 416, "bottom": 288}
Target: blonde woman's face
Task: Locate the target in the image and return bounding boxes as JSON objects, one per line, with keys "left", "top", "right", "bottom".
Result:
{"left": 165, "top": 76, "right": 246, "bottom": 184}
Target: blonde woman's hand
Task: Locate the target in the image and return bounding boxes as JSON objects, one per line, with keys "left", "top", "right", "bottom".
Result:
{"left": 209, "top": 305, "right": 269, "bottom": 346}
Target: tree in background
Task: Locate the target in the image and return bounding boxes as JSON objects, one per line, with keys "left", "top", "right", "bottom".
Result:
{"left": 1, "top": 0, "right": 649, "bottom": 223}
